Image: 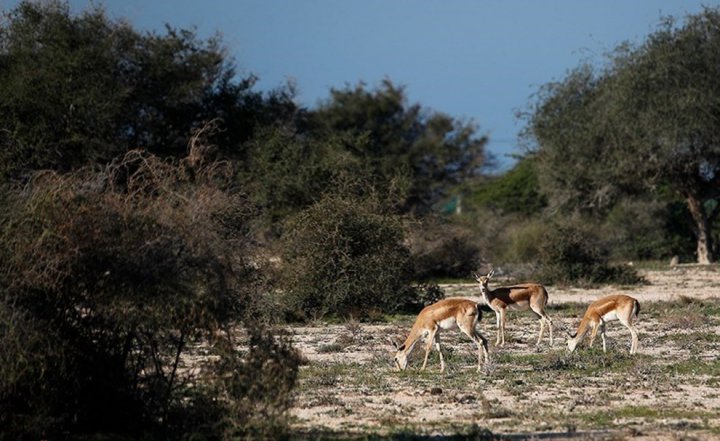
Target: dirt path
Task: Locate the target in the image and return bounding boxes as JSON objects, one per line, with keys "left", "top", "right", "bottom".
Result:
{"left": 288, "top": 268, "right": 720, "bottom": 440}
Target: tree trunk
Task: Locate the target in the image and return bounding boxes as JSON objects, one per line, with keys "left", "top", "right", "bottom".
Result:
{"left": 686, "top": 195, "right": 714, "bottom": 264}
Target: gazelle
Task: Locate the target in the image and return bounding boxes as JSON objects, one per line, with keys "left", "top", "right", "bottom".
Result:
{"left": 389, "top": 298, "right": 489, "bottom": 373}
{"left": 567, "top": 294, "right": 640, "bottom": 354}
{"left": 474, "top": 270, "right": 553, "bottom": 347}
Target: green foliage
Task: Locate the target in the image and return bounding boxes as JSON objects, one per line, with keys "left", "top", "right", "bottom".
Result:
{"left": 0, "top": 147, "right": 298, "bottom": 439}
{"left": 241, "top": 129, "right": 390, "bottom": 233}
{"left": 309, "top": 80, "right": 488, "bottom": 213}
{"left": 279, "top": 189, "right": 413, "bottom": 320}
{"left": 467, "top": 156, "right": 546, "bottom": 215}
{"left": 536, "top": 221, "right": 643, "bottom": 286}
{"left": 0, "top": 1, "right": 295, "bottom": 179}
{"left": 527, "top": 7, "right": 720, "bottom": 262}
{"left": 603, "top": 197, "right": 695, "bottom": 261}
{"left": 498, "top": 220, "right": 547, "bottom": 264}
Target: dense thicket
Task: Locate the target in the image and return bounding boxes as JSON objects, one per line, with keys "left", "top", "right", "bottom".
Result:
{"left": 0, "top": 142, "right": 299, "bottom": 439}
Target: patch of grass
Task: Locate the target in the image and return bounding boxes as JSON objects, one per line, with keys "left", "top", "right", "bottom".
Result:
{"left": 574, "top": 406, "right": 714, "bottom": 430}
{"left": 665, "top": 358, "right": 720, "bottom": 378}
{"left": 549, "top": 302, "right": 588, "bottom": 318}
{"left": 665, "top": 331, "right": 720, "bottom": 346}
{"left": 317, "top": 342, "right": 344, "bottom": 353}
{"left": 494, "top": 349, "right": 647, "bottom": 378}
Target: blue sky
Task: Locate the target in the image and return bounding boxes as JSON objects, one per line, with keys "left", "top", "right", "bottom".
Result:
{"left": 4, "top": 0, "right": 714, "bottom": 169}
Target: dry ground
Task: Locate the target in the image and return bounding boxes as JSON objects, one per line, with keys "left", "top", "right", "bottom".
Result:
{"left": 287, "top": 266, "right": 720, "bottom": 440}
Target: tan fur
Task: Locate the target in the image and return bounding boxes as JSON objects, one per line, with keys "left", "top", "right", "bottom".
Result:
{"left": 474, "top": 270, "right": 553, "bottom": 347}
{"left": 391, "top": 298, "right": 489, "bottom": 373}
{"left": 567, "top": 294, "right": 640, "bottom": 354}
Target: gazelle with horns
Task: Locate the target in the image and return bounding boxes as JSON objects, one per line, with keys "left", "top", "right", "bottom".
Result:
{"left": 567, "top": 294, "right": 640, "bottom": 354}
{"left": 389, "top": 298, "right": 489, "bottom": 373}
{"left": 474, "top": 270, "right": 553, "bottom": 347}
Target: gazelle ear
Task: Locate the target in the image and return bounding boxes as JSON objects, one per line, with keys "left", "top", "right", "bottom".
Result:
{"left": 473, "top": 273, "right": 480, "bottom": 282}
{"left": 487, "top": 269, "right": 495, "bottom": 279}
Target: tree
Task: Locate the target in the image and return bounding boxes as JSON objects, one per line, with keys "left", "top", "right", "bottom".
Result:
{"left": 527, "top": 8, "right": 720, "bottom": 264}
{"left": 0, "top": 1, "right": 296, "bottom": 179}
{"left": 467, "top": 155, "right": 546, "bottom": 216}
{"left": 308, "top": 80, "right": 488, "bottom": 213}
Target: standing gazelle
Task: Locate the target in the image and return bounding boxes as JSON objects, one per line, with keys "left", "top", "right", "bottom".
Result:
{"left": 567, "top": 294, "right": 640, "bottom": 354}
{"left": 389, "top": 298, "right": 489, "bottom": 373}
{"left": 474, "top": 270, "right": 553, "bottom": 347}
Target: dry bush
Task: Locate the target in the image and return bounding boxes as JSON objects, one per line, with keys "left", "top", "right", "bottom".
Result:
{"left": 408, "top": 217, "right": 483, "bottom": 280}
{"left": 0, "top": 132, "right": 297, "bottom": 438}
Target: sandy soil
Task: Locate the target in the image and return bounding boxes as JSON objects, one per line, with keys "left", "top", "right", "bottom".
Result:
{"left": 288, "top": 267, "right": 720, "bottom": 440}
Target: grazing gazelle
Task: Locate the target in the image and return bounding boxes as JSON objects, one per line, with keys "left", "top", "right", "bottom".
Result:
{"left": 389, "top": 298, "right": 489, "bottom": 373}
{"left": 474, "top": 270, "right": 553, "bottom": 347}
{"left": 567, "top": 294, "right": 640, "bottom": 354}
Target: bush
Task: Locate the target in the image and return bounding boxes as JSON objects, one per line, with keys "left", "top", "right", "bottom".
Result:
{"left": 498, "top": 220, "right": 547, "bottom": 264}
{"left": 278, "top": 190, "right": 413, "bottom": 320}
{"left": 536, "top": 222, "right": 643, "bottom": 286}
{"left": 0, "top": 147, "right": 298, "bottom": 439}
{"left": 603, "top": 198, "right": 682, "bottom": 260}
{"left": 175, "top": 329, "right": 300, "bottom": 441}
{"left": 409, "top": 218, "right": 483, "bottom": 280}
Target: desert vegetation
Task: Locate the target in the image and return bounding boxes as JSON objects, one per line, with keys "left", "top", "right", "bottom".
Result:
{"left": 2, "top": 1, "right": 720, "bottom": 439}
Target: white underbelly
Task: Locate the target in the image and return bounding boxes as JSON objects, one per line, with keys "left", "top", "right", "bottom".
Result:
{"left": 437, "top": 316, "right": 458, "bottom": 330}
{"left": 602, "top": 311, "right": 618, "bottom": 322}
{"left": 508, "top": 301, "right": 530, "bottom": 311}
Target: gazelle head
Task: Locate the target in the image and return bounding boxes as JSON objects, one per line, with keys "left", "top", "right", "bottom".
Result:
{"left": 388, "top": 338, "right": 409, "bottom": 371}
{"left": 566, "top": 332, "right": 579, "bottom": 353}
{"left": 473, "top": 270, "right": 495, "bottom": 289}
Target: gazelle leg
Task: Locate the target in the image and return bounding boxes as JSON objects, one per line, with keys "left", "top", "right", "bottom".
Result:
{"left": 421, "top": 327, "right": 437, "bottom": 371}
{"left": 461, "top": 325, "right": 490, "bottom": 370}
{"left": 499, "top": 308, "right": 507, "bottom": 346}
{"left": 600, "top": 321, "right": 607, "bottom": 353}
{"left": 477, "top": 332, "right": 490, "bottom": 367}
{"left": 619, "top": 316, "right": 639, "bottom": 355}
{"left": 531, "top": 305, "right": 552, "bottom": 347}
{"left": 536, "top": 317, "right": 545, "bottom": 346}
{"left": 624, "top": 320, "right": 639, "bottom": 355}
{"left": 435, "top": 333, "right": 445, "bottom": 372}
{"left": 588, "top": 322, "right": 599, "bottom": 348}
{"left": 494, "top": 311, "right": 502, "bottom": 346}
{"left": 630, "top": 326, "right": 639, "bottom": 354}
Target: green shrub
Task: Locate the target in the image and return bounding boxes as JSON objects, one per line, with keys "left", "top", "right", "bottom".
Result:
{"left": 537, "top": 222, "right": 643, "bottom": 286}
{"left": 279, "top": 191, "right": 413, "bottom": 319}
{"left": 499, "top": 220, "right": 547, "bottom": 264}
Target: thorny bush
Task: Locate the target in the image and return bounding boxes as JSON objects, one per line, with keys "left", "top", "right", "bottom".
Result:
{"left": 0, "top": 135, "right": 299, "bottom": 439}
